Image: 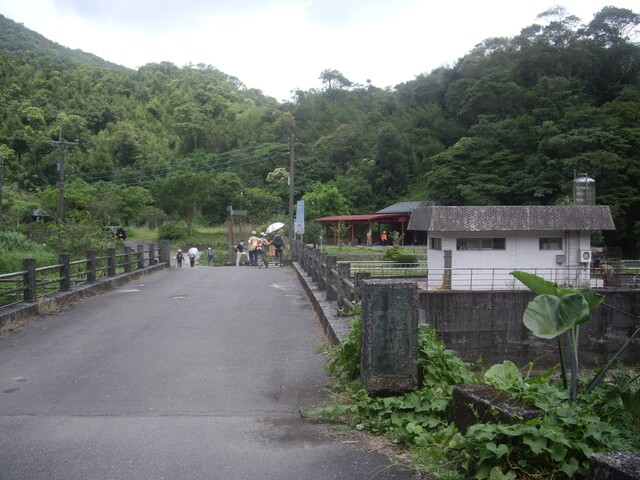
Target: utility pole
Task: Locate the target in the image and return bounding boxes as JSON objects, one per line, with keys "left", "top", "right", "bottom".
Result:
{"left": 288, "top": 133, "right": 295, "bottom": 241}
{"left": 49, "top": 125, "right": 78, "bottom": 222}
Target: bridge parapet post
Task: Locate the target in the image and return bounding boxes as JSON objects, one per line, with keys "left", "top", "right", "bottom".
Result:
{"left": 326, "top": 256, "right": 337, "bottom": 301}
{"left": 148, "top": 243, "right": 155, "bottom": 265}
{"left": 323, "top": 255, "right": 335, "bottom": 293}
{"left": 317, "top": 252, "right": 327, "bottom": 290}
{"left": 336, "top": 262, "right": 351, "bottom": 311}
{"left": 361, "top": 279, "right": 419, "bottom": 396}
{"left": 86, "top": 250, "right": 96, "bottom": 282}
{"left": 137, "top": 244, "right": 144, "bottom": 269}
{"left": 107, "top": 248, "right": 116, "bottom": 277}
{"left": 308, "top": 248, "right": 318, "bottom": 280}
{"left": 124, "top": 247, "right": 132, "bottom": 273}
{"left": 354, "top": 272, "right": 372, "bottom": 305}
{"left": 159, "top": 240, "right": 170, "bottom": 264}
{"left": 59, "top": 253, "right": 71, "bottom": 291}
{"left": 23, "top": 258, "right": 36, "bottom": 302}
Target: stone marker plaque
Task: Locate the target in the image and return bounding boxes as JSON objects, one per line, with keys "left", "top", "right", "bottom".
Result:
{"left": 361, "top": 280, "right": 419, "bottom": 395}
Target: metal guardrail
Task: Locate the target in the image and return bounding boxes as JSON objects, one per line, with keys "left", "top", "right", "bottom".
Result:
{"left": 346, "top": 261, "right": 428, "bottom": 278}
{"left": 0, "top": 241, "right": 169, "bottom": 308}
{"left": 291, "top": 241, "right": 640, "bottom": 293}
{"left": 421, "top": 267, "right": 640, "bottom": 291}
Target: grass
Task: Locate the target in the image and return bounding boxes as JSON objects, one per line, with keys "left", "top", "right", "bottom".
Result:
{"left": 321, "top": 245, "right": 427, "bottom": 262}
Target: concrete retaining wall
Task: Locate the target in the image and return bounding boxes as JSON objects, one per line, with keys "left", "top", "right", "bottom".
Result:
{"left": 420, "top": 289, "right": 639, "bottom": 367}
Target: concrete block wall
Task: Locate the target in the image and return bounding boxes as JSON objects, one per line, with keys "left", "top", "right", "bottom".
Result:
{"left": 419, "top": 290, "right": 639, "bottom": 368}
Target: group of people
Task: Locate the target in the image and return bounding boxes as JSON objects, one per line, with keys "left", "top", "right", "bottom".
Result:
{"left": 235, "top": 230, "right": 285, "bottom": 268}
{"left": 176, "top": 246, "right": 213, "bottom": 268}
{"left": 174, "top": 229, "right": 286, "bottom": 268}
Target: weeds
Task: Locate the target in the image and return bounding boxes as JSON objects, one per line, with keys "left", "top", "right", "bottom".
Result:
{"left": 311, "top": 318, "right": 640, "bottom": 479}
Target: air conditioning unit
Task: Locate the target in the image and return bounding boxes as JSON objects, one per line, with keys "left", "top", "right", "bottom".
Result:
{"left": 579, "top": 250, "right": 592, "bottom": 263}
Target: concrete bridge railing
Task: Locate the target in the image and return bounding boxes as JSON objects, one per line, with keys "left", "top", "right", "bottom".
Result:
{"left": 291, "top": 240, "right": 639, "bottom": 368}
{"left": 0, "top": 240, "right": 170, "bottom": 328}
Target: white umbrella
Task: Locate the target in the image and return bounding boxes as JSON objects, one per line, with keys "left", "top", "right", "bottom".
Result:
{"left": 187, "top": 247, "right": 199, "bottom": 258}
{"left": 265, "top": 222, "right": 285, "bottom": 234}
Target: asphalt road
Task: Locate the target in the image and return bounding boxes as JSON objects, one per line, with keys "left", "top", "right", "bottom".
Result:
{"left": 0, "top": 264, "right": 419, "bottom": 479}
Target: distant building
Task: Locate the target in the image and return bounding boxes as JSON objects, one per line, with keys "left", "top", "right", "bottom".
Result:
{"left": 31, "top": 208, "right": 51, "bottom": 223}
{"left": 315, "top": 201, "right": 428, "bottom": 245}
{"left": 408, "top": 205, "right": 616, "bottom": 290}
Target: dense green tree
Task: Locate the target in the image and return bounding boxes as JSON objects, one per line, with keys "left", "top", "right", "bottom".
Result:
{"left": 201, "top": 172, "right": 244, "bottom": 224}
{"left": 319, "top": 69, "right": 353, "bottom": 91}
{"left": 2, "top": 6, "right": 640, "bottom": 254}
{"left": 150, "top": 172, "right": 214, "bottom": 235}
{"left": 373, "top": 124, "right": 413, "bottom": 206}
{"left": 241, "top": 187, "right": 282, "bottom": 224}
{"left": 302, "top": 182, "right": 349, "bottom": 219}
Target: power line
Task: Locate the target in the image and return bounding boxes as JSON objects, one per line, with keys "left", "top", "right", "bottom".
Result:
{"left": 70, "top": 144, "right": 289, "bottom": 187}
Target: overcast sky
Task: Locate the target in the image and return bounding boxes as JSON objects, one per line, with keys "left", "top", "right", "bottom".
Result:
{"left": 1, "top": 1, "right": 638, "bottom": 101}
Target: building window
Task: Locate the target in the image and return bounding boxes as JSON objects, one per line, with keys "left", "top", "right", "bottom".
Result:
{"left": 540, "top": 237, "right": 563, "bottom": 250}
{"left": 456, "top": 238, "right": 506, "bottom": 250}
{"left": 430, "top": 237, "right": 442, "bottom": 250}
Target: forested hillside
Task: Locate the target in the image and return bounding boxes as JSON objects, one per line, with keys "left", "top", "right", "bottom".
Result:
{"left": 0, "top": 7, "right": 639, "bottom": 255}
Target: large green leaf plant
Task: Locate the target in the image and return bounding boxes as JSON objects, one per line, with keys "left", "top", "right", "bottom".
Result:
{"left": 511, "top": 271, "right": 639, "bottom": 401}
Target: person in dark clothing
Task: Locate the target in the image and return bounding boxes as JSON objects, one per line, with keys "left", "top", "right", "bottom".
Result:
{"left": 235, "top": 241, "right": 248, "bottom": 266}
{"left": 272, "top": 231, "right": 285, "bottom": 266}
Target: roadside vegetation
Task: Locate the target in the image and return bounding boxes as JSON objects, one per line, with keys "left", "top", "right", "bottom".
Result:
{"left": 310, "top": 318, "right": 640, "bottom": 479}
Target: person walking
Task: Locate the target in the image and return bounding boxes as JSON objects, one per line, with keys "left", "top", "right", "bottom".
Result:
{"left": 188, "top": 247, "right": 198, "bottom": 267}
{"left": 176, "top": 249, "right": 184, "bottom": 267}
{"left": 247, "top": 231, "right": 260, "bottom": 267}
{"left": 272, "top": 231, "right": 285, "bottom": 266}
{"left": 207, "top": 247, "right": 214, "bottom": 265}
{"left": 235, "top": 241, "right": 248, "bottom": 266}
{"left": 258, "top": 232, "right": 271, "bottom": 268}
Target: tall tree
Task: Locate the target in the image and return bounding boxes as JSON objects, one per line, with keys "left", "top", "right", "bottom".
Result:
{"left": 151, "top": 172, "right": 213, "bottom": 235}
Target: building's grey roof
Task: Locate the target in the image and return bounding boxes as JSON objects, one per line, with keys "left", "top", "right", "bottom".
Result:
{"left": 408, "top": 206, "right": 616, "bottom": 232}
{"left": 377, "top": 201, "right": 431, "bottom": 214}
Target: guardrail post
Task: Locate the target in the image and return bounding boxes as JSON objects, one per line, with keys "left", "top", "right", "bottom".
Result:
{"left": 148, "top": 243, "right": 155, "bottom": 265}
{"left": 107, "top": 248, "right": 116, "bottom": 276}
{"left": 305, "top": 244, "right": 313, "bottom": 273}
{"left": 324, "top": 255, "right": 338, "bottom": 300}
{"left": 59, "top": 253, "right": 71, "bottom": 291}
{"left": 159, "top": 240, "right": 170, "bottom": 264}
{"left": 23, "top": 258, "right": 36, "bottom": 302}
{"left": 309, "top": 248, "right": 318, "bottom": 280}
{"left": 337, "top": 262, "right": 351, "bottom": 312}
{"left": 86, "top": 250, "right": 96, "bottom": 282}
{"left": 137, "top": 244, "right": 144, "bottom": 269}
{"left": 317, "top": 252, "right": 327, "bottom": 291}
{"left": 354, "top": 272, "right": 372, "bottom": 304}
{"left": 326, "top": 257, "right": 337, "bottom": 301}
{"left": 124, "top": 247, "right": 132, "bottom": 273}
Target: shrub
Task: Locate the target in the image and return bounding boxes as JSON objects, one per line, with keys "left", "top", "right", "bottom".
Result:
{"left": 0, "top": 230, "right": 57, "bottom": 273}
{"left": 313, "top": 318, "right": 640, "bottom": 479}
{"left": 382, "top": 244, "right": 402, "bottom": 261}
{"left": 157, "top": 222, "right": 186, "bottom": 241}
{"left": 394, "top": 254, "right": 417, "bottom": 265}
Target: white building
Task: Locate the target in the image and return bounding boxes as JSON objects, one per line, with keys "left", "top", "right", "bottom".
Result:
{"left": 407, "top": 205, "right": 616, "bottom": 290}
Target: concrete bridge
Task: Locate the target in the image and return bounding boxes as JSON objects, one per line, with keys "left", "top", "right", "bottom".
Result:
{"left": 0, "top": 264, "right": 418, "bottom": 479}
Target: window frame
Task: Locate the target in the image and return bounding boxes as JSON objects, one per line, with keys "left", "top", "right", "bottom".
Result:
{"left": 456, "top": 238, "right": 506, "bottom": 251}
{"left": 539, "top": 237, "right": 563, "bottom": 251}
{"left": 430, "top": 237, "right": 442, "bottom": 250}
